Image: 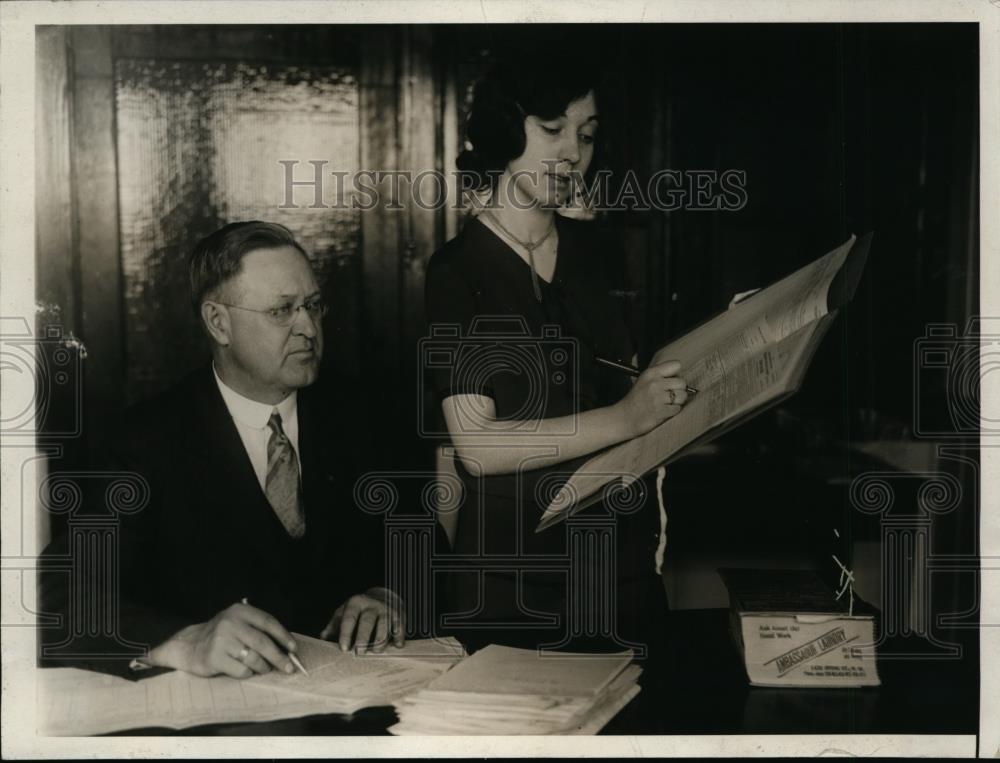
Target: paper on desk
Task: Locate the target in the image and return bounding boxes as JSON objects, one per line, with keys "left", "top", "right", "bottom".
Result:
{"left": 423, "top": 644, "right": 632, "bottom": 697}
{"left": 360, "top": 633, "right": 466, "bottom": 663}
{"left": 389, "top": 651, "right": 641, "bottom": 735}
{"left": 37, "top": 666, "right": 349, "bottom": 736}
{"left": 563, "top": 665, "right": 643, "bottom": 735}
{"left": 248, "top": 635, "right": 460, "bottom": 708}
{"left": 253, "top": 633, "right": 462, "bottom": 677}
{"left": 393, "top": 666, "right": 642, "bottom": 735}
{"left": 37, "top": 636, "right": 466, "bottom": 736}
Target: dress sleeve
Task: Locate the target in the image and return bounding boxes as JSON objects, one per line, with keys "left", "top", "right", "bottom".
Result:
{"left": 424, "top": 253, "right": 494, "bottom": 401}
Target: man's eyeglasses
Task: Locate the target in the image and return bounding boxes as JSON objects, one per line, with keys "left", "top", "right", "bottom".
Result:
{"left": 219, "top": 296, "right": 328, "bottom": 327}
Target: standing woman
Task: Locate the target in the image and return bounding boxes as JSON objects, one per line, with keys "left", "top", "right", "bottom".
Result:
{"left": 425, "top": 43, "right": 688, "bottom": 652}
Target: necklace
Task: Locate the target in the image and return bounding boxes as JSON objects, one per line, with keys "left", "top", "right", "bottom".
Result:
{"left": 482, "top": 209, "right": 555, "bottom": 302}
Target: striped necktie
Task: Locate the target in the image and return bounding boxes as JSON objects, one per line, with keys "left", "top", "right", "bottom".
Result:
{"left": 266, "top": 411, "right": 306, "bottom": 538}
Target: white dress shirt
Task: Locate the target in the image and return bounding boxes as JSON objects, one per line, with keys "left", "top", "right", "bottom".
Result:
{"left": 213, "top": 365, "right": 301, "bottom": 491}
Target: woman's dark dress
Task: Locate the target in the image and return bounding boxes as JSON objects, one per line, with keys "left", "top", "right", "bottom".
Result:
{"left": 424, "top": 214, "right": 666, "bottom": 652}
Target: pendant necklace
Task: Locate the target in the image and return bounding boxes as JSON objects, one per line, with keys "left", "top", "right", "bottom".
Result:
{"left": 482, "top": 210, "right": 555, "bottom": 303}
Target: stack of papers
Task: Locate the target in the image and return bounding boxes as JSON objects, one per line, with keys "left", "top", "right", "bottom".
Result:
{"left": 38, "top": 635, "right": 465, "bottom": 735}
{"left": 390, "top": 645, "right": 640, "bottom": 735}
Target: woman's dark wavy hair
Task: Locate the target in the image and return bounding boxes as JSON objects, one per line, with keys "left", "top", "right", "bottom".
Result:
{"left": 457, "top": 36, "right": 608, "bottom": 192}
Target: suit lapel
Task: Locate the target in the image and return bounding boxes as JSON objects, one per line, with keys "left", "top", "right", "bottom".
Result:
{"left": 190, "top": 369, "right": 294, "bottom": 551}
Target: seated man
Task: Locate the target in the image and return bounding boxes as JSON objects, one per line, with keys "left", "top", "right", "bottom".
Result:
{"left": 39, "top": 221, "right": 402, "bottom": 679}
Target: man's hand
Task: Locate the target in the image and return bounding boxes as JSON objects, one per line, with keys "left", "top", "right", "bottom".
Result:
{"left": 320, "top": 588, "right": 406, "bottom": 654}
{"left": 147, "top": 602, "right": 298, "bottom": 679}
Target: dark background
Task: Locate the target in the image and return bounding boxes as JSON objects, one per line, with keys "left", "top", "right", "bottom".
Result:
{"left": 35, "top": 23, "right": 979, "bottom": 724}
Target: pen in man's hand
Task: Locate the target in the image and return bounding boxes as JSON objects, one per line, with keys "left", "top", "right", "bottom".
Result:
{"left": 241, "top": 597, "right": 309, "bottom": 676}
{"left": 287, "top": 652, "right": 309, "bottom": 676}
{"left": 594, "top": 356, "right": 698, "bottom": 395}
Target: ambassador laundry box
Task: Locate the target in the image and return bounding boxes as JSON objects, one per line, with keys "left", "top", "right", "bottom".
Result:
{"left": 719, "top": 568, "right": 880, "bottom": 688}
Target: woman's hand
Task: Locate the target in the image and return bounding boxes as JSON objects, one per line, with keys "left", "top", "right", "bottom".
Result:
{"left": 613, "top": 360, "right": 688, "bottom": 438}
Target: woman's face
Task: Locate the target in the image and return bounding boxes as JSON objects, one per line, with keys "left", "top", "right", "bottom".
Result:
{"left": 506, "top": 90, "right": 598, "bottom": 209}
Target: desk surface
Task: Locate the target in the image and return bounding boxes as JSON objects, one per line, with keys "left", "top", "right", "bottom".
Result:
{"left": 110, "top": 608, "right": 978, "bottom": 737}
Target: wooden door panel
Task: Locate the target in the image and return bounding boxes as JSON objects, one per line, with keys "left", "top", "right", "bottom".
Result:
{"left": 113, "top": 48, "right": 362, "bottom": 403}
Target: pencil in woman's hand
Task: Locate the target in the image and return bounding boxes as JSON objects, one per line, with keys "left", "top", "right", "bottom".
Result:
{"left": 594, "top": 355, "right": 698, "bottom": 394}
{"left": 594, "top": 355, "right": 640, "bottom": 377}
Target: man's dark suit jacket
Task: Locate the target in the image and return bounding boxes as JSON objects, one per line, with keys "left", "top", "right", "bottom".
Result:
{"left": 38, "top": 366, "right": 382, "bottom": 675}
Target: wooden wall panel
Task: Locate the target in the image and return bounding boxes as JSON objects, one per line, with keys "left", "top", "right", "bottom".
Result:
{"left": 357, "top": 26, "right": 446, "bottom": 467}
{"left": 70, "top": 27, "right": 123, "bottom": 446}
{"left": 400, "top": 26, "right": 438, "bottom": 449}
{"left": 35, "top": 27, "right": 76, "bottom": 332}
{"left": 401, "top": 24, "right": 438, "bottom": 313}
{"left": 358, "top": 28, "right": 401, "bottom": 347}
{"left": 112, "top": 25, "right": 359, "bottom": 64}
{"left": 440, "top": 39, "right": 461, "bottom": 244}
{"left": 357, "top": 28, "right": 404, "bottom": 463}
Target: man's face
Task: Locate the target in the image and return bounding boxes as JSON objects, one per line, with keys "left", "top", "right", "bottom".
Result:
{"left": 219, "top": 245, "right": 324, "bottom": 402}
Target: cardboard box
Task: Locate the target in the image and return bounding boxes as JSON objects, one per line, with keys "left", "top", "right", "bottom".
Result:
{"left": 720, "top": 568, "right": 880, "bottom": 688}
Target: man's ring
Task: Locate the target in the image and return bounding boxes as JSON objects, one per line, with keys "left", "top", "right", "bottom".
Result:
{"left": 668, "top": 389, "right": 676, "bottom": 405}
{"left": 238, "top": 647, "right": 250, "bottom": 661}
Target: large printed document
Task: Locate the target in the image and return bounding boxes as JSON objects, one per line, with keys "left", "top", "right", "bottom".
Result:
{"left": 37, "top": 635, "right": 464, "bottom": 735}
{"left": 537, "top": 233, "right": 871, "bottom": 531}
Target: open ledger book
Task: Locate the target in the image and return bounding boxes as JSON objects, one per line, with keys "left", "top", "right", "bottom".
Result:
{"left": 537, "top": 233, "right": 872, "bottom": 532}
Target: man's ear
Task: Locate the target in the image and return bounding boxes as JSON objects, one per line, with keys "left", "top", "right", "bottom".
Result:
{"left": 200, "top": 301, "right": 231, "bottom": 346}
